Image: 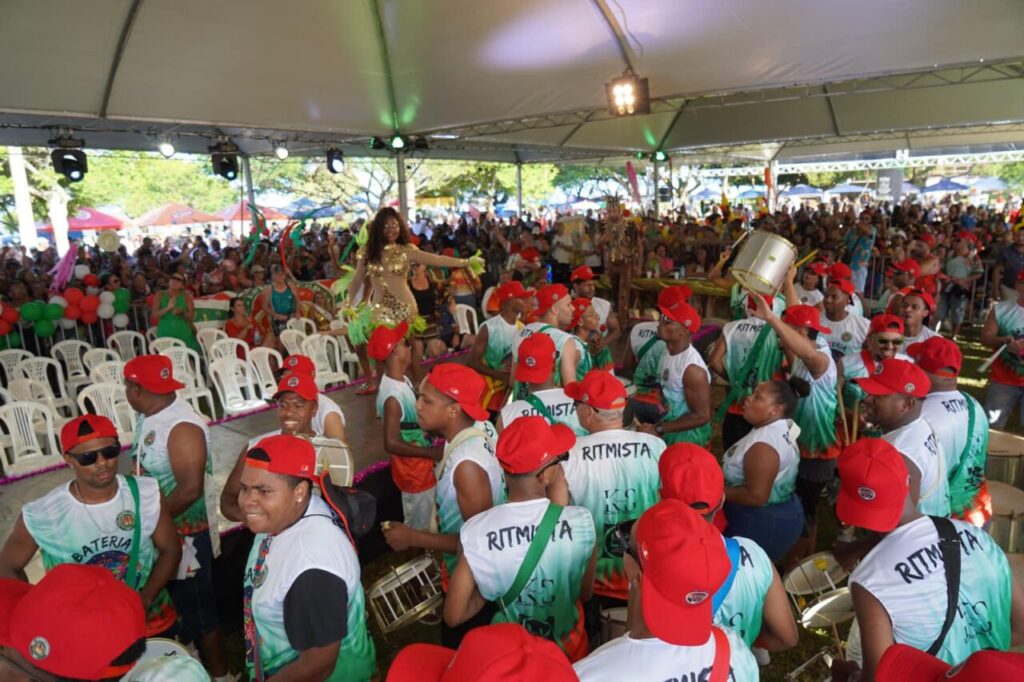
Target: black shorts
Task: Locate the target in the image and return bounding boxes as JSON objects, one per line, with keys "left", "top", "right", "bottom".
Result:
{"left": 167, "top": 531, "right": 220, "bottom": 643}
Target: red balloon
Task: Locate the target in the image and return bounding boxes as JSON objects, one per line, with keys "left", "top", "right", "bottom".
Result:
{"left": 145, "top": 294, "right": 155, "bottom": 307}
{"left": 64, "top": 305, "right": 82, "bottom": 321}
{"left": 81, "top": 311, "right": 99, "bottom": 325}
{"left": 1, "top": 306, "right": 19, "bottom": 324}
{"left": 297, "top": 288, "right": 314, "bottom": 302}
{"left": 83, "top": 274, "right": 100, "bottom": 287}
{"left": 64, "top": 287, "right": 85, "bottom": 304}
{"left": 80, "top": 296, "right": 100, "bottom": 313}
{"left": 0, "top": 320, "right": 11, "bottom": 336}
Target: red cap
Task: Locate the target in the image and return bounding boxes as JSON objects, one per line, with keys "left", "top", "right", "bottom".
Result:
{"left": 828, "top": 278, "right": 855, "bottom": 299}
{"left": 906, "top": 336, "right": 962, "bottom": 378}
{"left": 534, "top": 284, "right": 569, "bottom": 315}
{"left": 954, "top": 231, "right": 977, "bottom": 244}
{"left": 836, "top": 438, "right": 910, "bottom": 532}
{"left": 570, "top": 265, "right": 596, "bottom": 282}
{"left": 368, "top": 321, "right": 410, "bottom": 361}
{"left": 746, "top": 292, "right": 774, "bottom": 313}
{"left": 245, "top": 433, "right": 317, "bottom": 479}
{"left": 569, "top": 297, "right": 592, "bottom": 329}
{"left": 869, "top": 314, "right": 905, "bottom": 335}
{"left": 658, "top": 286, "right": 701, "bottom": 330}
{"left": 636, "top": 500, "right": 731, "bottom": 645}
{"left": 515, "top": 333, "right": 556, "bottom": 384}
{"left": 659, "top": 444, "right": 724, "bottom": 512}
{"left": 123, "top": 354, "right": 185, "bottom": 394}
{"left": 385, "top": 623, "right": 578, "bottom": 682}
{"left": 891, "top": 259, "right": 921, "bottom": 278}
{"left": 807, "top": 261, "right": 829, "bottom": 276}
{"left": 272, "top": 371, "right": 319, "bottom": 401}
{"left": 282, "top": 354, "right": 315, "bottom": 377}
{"left": 442, "top": 248, "right": 456, "bottom": 257}
{"left": 919, "top": 233, "right": 936, "bottom": 247}
{"left": 854, "top": 358, "right": 931, "bottom": 398}
{"left": 563, "top": 370, "right": 627, "bottom": 410}
{"left": 495, "top": 416, "right": 575, "bottom": 474}
{"left": 877, "top": 643, "right": 1024, "bottom": 681}
{"left": 493, "top": 281, "right": 532, "bottom": 305}
{"left": 900, "top": 288, "right": 936, "bottom": 313}
{"left": 829, "top": 263, "right": 852, "bottom": 280}
{"left": 60, "top": 414, "right": 118, "bottom": 453}
{"left": 0, "top": 564, "right": 145, "bottom": 679}
{"left": 427, "top": 363, "right": 489, "bottom": 421}
{"left": 782, "top": 304, "right": 831, "bottom": 334}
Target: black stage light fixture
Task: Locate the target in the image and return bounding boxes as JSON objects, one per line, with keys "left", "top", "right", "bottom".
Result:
{"left": 326, "top": 148, "right": 345, "bottom": 174}
{"left": 49, "top": 133, "right": 88, "bottom": 182}
{"left": 606, "top": 69, "right": 650, "bottom": 117}
{"left": 653, "top": 150, "right": 668, "bottom": 162}
{"left": 209, "top": 140, "right": 239, "bottom": 181}
{"left": 410, "top": 136, "right": 429, "bottom": 151}
{"left": 369, "top": 137, "right": 388, "bottom": 150}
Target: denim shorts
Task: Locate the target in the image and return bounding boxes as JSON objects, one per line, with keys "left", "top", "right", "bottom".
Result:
{"left": 724, "top": 496, "right": 804, "bottom": 562}
{"left": 167, "top": 531, "right": 220, "bottom": 643}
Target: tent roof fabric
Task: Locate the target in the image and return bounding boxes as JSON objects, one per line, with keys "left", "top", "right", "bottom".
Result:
{"left": 219, "top": 202, "right": 289, "bottom": 221}
{"left": 37, "top": 207, "right": 122, "bottom": 232}
{"left": 0, "top": 1, "right": 1021, "bottom": 164}
{"left": 136, "top": 202, "right": 222, "bottom": 227}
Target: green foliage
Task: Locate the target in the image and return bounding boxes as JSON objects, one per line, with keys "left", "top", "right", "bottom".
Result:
{"left": 553, "top": 165, "right": 630, "bottom": 199}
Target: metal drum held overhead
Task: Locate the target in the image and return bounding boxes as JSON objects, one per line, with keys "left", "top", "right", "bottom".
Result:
{"left": 730, "top": 230, "right": 798, "bottom": 296}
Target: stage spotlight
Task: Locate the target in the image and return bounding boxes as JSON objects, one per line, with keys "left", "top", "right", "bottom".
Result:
{"left": 326, "top": 148, "right": 345, "bottom": 174}
{"left": 653, "top": 150, "right": 667, "bottom": 162}
{"left": 157, "top": 139, "right": 176, "bottom": 158}
{"left": 369, "top": 137, "right": 388, "bottom": 150}
{"left": 274, "top": 144, "right": 289, "bottom": 160}
{"left": 606, "top": 69, "right": 650, "bottom": 117}
{"left": 209, "top": 141, "right": 239, "bottom": 181}
{"left": 51, "top": 149, "right": 88, "bottom": 182}
{"left": 410, "top": 136, "right": 429, "bottom": 151}
{"left": 390, "top": 135, "right": 406, "bottom": 150}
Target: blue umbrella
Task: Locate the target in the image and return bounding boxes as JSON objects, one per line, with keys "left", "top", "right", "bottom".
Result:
{"left": 689, "top": 187, "right": 720, "bottom": 201}
{"left": 781, "top": 183, "right": 822, "bottom": 197}
{"left": 735, "top": 189, "right": 765, "bottom": 200}
{"left": 923, "top": 178, "right": 969, "bottom": 194}
{"left": 969, "top": 176, "right": 1008, "bottom": 192}
{"left": 901, "top": 183, "right": 921, "bottom": 195}
{"left": 828, "top": 183, "right": 873, "bottom": 195}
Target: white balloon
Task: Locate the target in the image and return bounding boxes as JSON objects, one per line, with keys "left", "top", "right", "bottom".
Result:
{"left": 48, "top": 296, "right": 68, "bottom": 308}
{"left": 60, "top": 318, "right": 77, "bottom": 330}
{"left": 74, "top": 264, "right": 90, "bottom": 279}
{"left": 99, "top": 291, "right": 116, "bottom": 305}
{"left": 86, "top": 286, "right": 100, "bottom": 296}
{"left": 97, "top": 303, "right": 115, "bottom": 320}
{"left": 112, "top": 313, "right": 129, "bottom": 328}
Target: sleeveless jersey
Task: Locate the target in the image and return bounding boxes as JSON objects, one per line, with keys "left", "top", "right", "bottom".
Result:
{"left": 794, "top": 284, "right": 823, "bottom": 307}
{"left": 715, "top": 536, "right": 774, "bottom": 647}
{"left": 460, "top": 498, "right": 596, "bottom": 659}
{"left": 791, "top": 336, "right": 839, "bottom": 458}
{"left": 481, "top": 315, "right": 521, "bottom": 371}
{"left": 657, "top": 344, "right": 712, "bottom": 446}
{"left": 821, "top": 312, "right": 870, "bottom": 357}
{"left": 920, "top": 391, "right": 988, "bottom": 519}
{"left": 851, "top": 516, "right": 1012, "bottom": 665}
{"left": 629, "top": 321, "right": 664, "bottom": 392}
{"left": 376, "top": 375, "right": 435, "bottom": 493}
{"left": 841, "top": 350, "right": 912, "bottom": 407}
{"left": 475, "top": 419, "right": 499, "bottom": 446}
{"left": 436, "top": 431, "right": 507, "bottom": 575}
{"left": 721, "top": 318, "right": 782, "bottom": 413}
{"left": 515, "top": 322, "right": 574, "bottom": 386}
{"left": 501, "top": 388, "right": 585, "bottom": 436}
{"left": 572, "top": 336, "right": 593, "bottom": 379}
{"left": 990, "top": 301, "right": 1024, "bottom": 386}
{"left": 883, "top": 417, "right": 950, "bottom": 517}
{"left": 22, "top": 475, "right": 176, "bottom": 635}
{"left": 131, "top": 396, "right": 212, "bottom": 535}
{"left": 562, "top": 429, "right": 665, "bottom": 600}
{"left": 573, "top": 627, "right": 757, "bottom": 682}
{"left": 722, "top": 419, "right": 800, "bottom": 504}
{"left": 313, "top": 393, "right": 346, "bottom": 435}
{"left": 243, "top": 496, "right": 375, "bottom": 681}
{"left": 729, "top": 284, "right": 787, "bottom": 320}
{"left": 591, "top": 297, "right": 612, "bottom": 328}
{"left": 903, "top": 324, "right": 940, "bottom": 347}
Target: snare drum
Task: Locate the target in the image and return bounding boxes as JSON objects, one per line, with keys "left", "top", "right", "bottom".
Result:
{"left": 987, "top": 430, "right": 1024, "bottom": 488}
{"left": 782, "top": 552, "right": 849, "bottom": 615}
{"left": 730, "top": 231, "right": 798, "bottom": 296}
{"left": 307, "top": 436, "right": 354, "bottom": 487}
{"left": 367, "top": 555, "right": 444, "bottom": 634}
{"left": 599, "top": 607, "right": 628, "bottom": 644}
{"left": 798, "top": 587, "right": 854, "bottom": 629}
{"left": 988, "top": 481, "right": 1024, "bottom": 553}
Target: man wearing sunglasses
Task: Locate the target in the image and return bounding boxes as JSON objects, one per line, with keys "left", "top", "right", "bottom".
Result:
{"left": 0, "top": 415, "right": 181, "bottom": 639}
{"left": 838, "top": 314, "right": 910, "bottom": 417}
{"left": 445, "top": 416, "right": 598, "bottom": 662}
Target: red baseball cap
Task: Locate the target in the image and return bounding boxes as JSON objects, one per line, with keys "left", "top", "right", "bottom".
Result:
{"left": 385, "top": 623, "right": 578, "bottom": 682}
{"left": 60, "top": 414, "right": 118, "bottom": 453}
{"left": 891, "top": 259, "right": 921, "bottom": 278}
{"left": 368, "top": 321, "right": 410, "bottom": 361}
{"left": 807, "top": 261, "right": 829, "bottom": 276}
{"left": 900, "top": 288, "right": 936, "bottom": 313}
{"left": 515, "top": 333, "right": 557, "bottom": 384}
{"left": 123, "top": 354, "right": 185, "bottom": 394}
{"left": 272, "top": 371, "right": 319, "bottom": 401}
{"left": 0, "top": 564, "right": 145, "bottom": 680}
{"left": 877, "top": 643, "right": 1024, "bottom": 681}
{"left": 782, "top": 304, "right": 831, "bottom": 334}
{"left": 570, "top": 265, "right": 596, "bottom": 282}
{"left": 906, "top": 336, "right": 962, "bottom": 378}
{"left": 493, "top": 281, "right": 532, "bottom": 305}
{"left": 282, "top": 354, "right": 315, "bottom": 377}
{"left": 829, "top": 263, "right": 852, "bottom": 280}
{"left": 836, "top": 438, "right": 910, "bottom": 532}
{"left": 854, "top": 358, "right": 930, "bottom": 398}
{"left": 245, "top": 433, "right": 317, "bottom": 480}
{"left": 745, "top": 291, "right": 774, "bottom": 313}
{"left": 919, "top": 233, "right": 936, "bottom": 247}
{"left": 828, "top": 278, "right": 855, "bottom": 299}
{"left": 495, "top": 415, "right": 575, "bottom": 474}
{"left": 635, "top": 500, "right": 731, "bottom": 645}
{"left": 569, "top": 297, "right": 592, "bottom": 329}
{"left": 427, "top": 363, "right": 489, "bottom": 421}
{"left": 658, "top": 286, "right": 701, "bottom": 330}
{"left": 869, "top": 314, "right": 905, "bottom": 336}
{"left": 659, "top": 444, "right": 724, "bottom": 512}
{"left": 563, "top": 370, "right": 627, "bottom": 410}
{"left": 534, "top": 284, "right": 569, "bottom": 315}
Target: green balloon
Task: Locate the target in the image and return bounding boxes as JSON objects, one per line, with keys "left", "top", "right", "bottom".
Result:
{"left": 20, "top": 301, "right": 43, "bottom": 322}
{"left": 114, "top": 287, "right": 131, "bottom": 302}
{"left": 34, "top": 319, "right": 55, "bottom": 338}
{"left": 8, "top": 332, "right": 21, "bottom": 348}
{"left": 114, "top": 298, "right": 130, "bottom": 314}
{"left": 44, "top": 303, "right": 64, "bottom": 320}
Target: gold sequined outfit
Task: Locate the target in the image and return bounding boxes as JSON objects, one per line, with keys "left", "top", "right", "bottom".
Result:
{"left": 356, "top": 243, "right": 469, "bottom": 327}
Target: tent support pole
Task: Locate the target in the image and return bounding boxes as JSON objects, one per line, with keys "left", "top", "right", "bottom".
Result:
{"left": 652, "top": 158, "right": 660, "bottom": 218}
{"left": 7, "top": 146, "right": 37, "bottom": 248}
{"left": 396, "top": 151, "right": 409, "bottom": 221}
{"left": 241, "top": 155, "right": 257, "bottom": 241}
{"left": 516, "top": 162, "right": 523, "bottom": 218}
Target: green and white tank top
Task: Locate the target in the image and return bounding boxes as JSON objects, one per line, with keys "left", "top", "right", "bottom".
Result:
{"left": 721, "top": 318, "right": 782, "bottom": 408}
{"left": 722, "top": 419, "right": 800, "bottom": 504}
{"left": 515, "top": 322, "right": 573, "bottom": 385}
{"left": 715, "top": 536, "right": 774, "bottom": 647}
{"left": 376, "top": 375, "right": 429, "bottom": 445}
{"left": 572, "top": 335, "right": 593, "bottom": 379}
{"left": 243, "top": 496, "right": 376, "bottom": 681}
{"left": 883, "top": 417, "right": 951, "bottom": 517}
{"left": 990, "top": 301, "right": 1024, "bottom": 384}
{"left": 629, "top": 321, "right": 664, "bottom": 391}
{"left": 791, "top": 335, "right": 839, "bottom": 457}
{"left": 561, "top": 429, "right": 665, "bottom": 600}
{"left": 920, "top": 391, "right": 987, "bottom": 517}
{"left": 501, "top": 388, "right": 585, "bottom": 436}
{"left": 591, "top": 297, "right": 612, "bottom": 328}
{"left": 821, "top": 312, "right": 870, "bottom": 357}
{"left": 460, "top": 498, "right": 596, "bottom": 649}
{"left": 657, "top": 344, "right": 712, "bottom": 446}
{"left": 481, "top": 315, "right": 521, "bottom": 371}
{"left": 851, "top": 516, "right": 1012, "bottom": 665}
{"left": 313, "top": 393, "right": 346, "bottom": 434}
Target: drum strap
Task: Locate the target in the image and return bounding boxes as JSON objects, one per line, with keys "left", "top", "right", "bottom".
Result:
{"left": 636, "top": 335, "right": 659, "bottom": 364}
{"left": 711, "top": 537, "right": 741, "bottom": 613}
{"left": 714, "top": 323, "right": 777, "bottom": 423}
{"left": 125, "top": 475, "right": 141, "bottom": 591}
{"left": 497, "top": 502, "right": 564, "bottom": 615}
{"left": 927, "top": 515, "right": 961, "bottom": 656}
{"left": 525, "top": 394, "right": 554, "bottom": 423}
{"left": 709, "top": 626, "right": 730, "bottom": 682}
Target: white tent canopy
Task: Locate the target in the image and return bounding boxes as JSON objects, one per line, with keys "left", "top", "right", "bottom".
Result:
{"left": 0, "top": 1, "right": 1022, "bottom": 164}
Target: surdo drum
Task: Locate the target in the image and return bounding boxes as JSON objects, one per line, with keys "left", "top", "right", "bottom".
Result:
{"left": 367, "top": 554, "right": 444, "bottom": 635}
{"left": 730, "top": 231, "right": 799, "bottom": 296}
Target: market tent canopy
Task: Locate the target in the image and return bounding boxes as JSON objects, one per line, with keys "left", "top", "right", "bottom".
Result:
{"left": 828, "top": 183, "right": 874, "bottom": 195}
{"left": 37, "top": 207, "right": 122, "bottom": 232}
{"left": 0, "top": 1, "right": 1021, "bottom": 164}
{"left": 780, "top": 184, "right": 823, "bottom": 197}
{"left": 219, "top": 202, "right": 290, "bottom": 221}
{"left": 923, "top": 178, "right": 969, "bottom": 194}
{"left": 135, "top": 202, "right": 222, "bottom": 227}
{"left": 967, "top": 176, "right": 1009, "bottom": 191}
{"left": 689, "top": 187, "right": 721, "bottom": 201}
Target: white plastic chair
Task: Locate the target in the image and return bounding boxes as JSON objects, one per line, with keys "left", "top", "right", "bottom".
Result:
{"left": 107, "top": 331, "right": 147, "bottom": 361}
{"left": 250, "top": 347, "right": 283, "bottom": 399}
{"left": 51, "top": 339, "right": 92, "bottom": 397}
{"left": 145, "top": 327, "right": 159, "bottom": 346}
{"left": 208, "top": 357, "right": 265, "bottom": 416}
{"left": 196, "top": 328, "right": 227, "bottom": 363}
{"left": 0, "top": 401, "right": 61, "bottom": 476}
{"left": 149, "top": 337, "right": 186, "bottom": 355}
{"left": 0, "top": 349, "right": 33, "bottom": 385}
{"left": 83, "top": 347, "right": 119, "bottom": 373}
{"left": 279, "top": 329, "right": 306, "bottom": 356}
{"left": 90, "top": 360, "right": 126, "bottom": 386}
{"left": 15, "top": 357, "right": 76, "bottom": 418}
{"left": 454, "top": 304, "right": 480, "bottom": 334}
{"left": 301, "top": 335, "right": 349, "bottom": 390}
{"left": 9, "top": 379, "right": 71, "bottom": 432}
{"left": 0, "top": 387, "right": 11, "bottom": 407}
{"left": 335, "top": 334, "right": 360, "bottom": 379}
{"left": 159, "top": 347, "right": 216, "bottom": 420}
{"left": 286, "top": 317, "right": 316, "bottom": 335}
{"left": 209, "top": 338, "right": 250, "bottom": 365}
{"left": 77, "top": 383, "right": 135, "bottom": 444}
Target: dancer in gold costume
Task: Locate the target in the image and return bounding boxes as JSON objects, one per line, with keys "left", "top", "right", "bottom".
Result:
{"left": 599, "top": 197, "right": 643, "bottom": 324}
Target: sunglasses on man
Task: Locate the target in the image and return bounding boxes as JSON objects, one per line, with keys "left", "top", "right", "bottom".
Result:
{"left": 876, "top": 337, "right": 903, "bottom": 347}
{"left": 68, "top": 443, "right": 121, "bottom": 467}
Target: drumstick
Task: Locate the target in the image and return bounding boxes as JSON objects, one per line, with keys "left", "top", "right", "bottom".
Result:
{"left": 794, "top": 249, "right": 820, "bottom": 269}
{"left": 836, "top": 382, "right": 851, "bottom": 446}
{"left": 832, "top": 623, "right": 845, "bottom": 660}
{"left": 852, "top": 400, "right": 860, "bottom": 442}
{"left": 979, "top": 344, "right": 1007, "bottom": 374}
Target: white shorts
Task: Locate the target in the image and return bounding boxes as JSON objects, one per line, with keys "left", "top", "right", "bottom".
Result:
{"left": 401, "top": 488, "right": 436, "bottom": 531}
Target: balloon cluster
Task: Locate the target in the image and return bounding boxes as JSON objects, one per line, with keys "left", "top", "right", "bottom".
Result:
{"left": 0, "top": 303, "right": 21, "bottom": 348}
